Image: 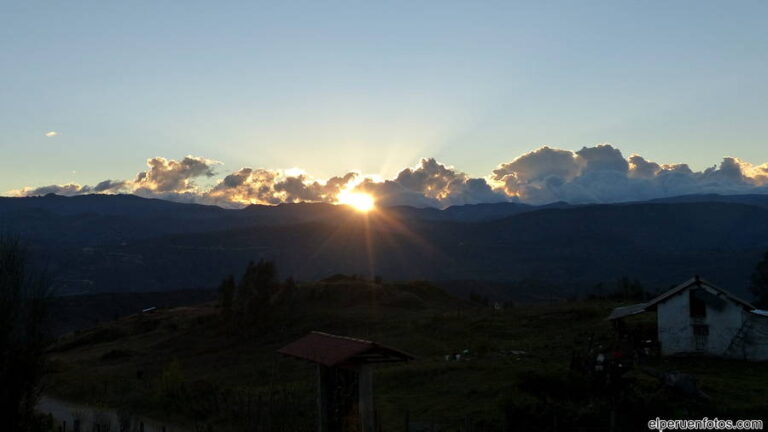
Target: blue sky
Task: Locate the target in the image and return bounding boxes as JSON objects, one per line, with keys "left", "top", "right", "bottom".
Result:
{"left": 2, "top": 0, "right": 767, "bottom": 197}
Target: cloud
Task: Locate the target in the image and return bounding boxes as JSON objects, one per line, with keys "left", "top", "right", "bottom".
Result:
{"left": 490, "top": 144, "right": 768, "bottom": 205}
{"left": 93, "top": 179, "right": 129, "bottom": 193}
{"left": 356, "top": 178, "right": 441, "bottom": 208}
{"left": 366, "top": 158, "right": 507, "bottom": 207}
{"left": 133, "top": 156, "right": 217, "bottom": 195}
{"left": 204, "top": 168, "right": 359, "bottom": 207}
{"left": 45, "top": 131, "right": 58, "bottom": 137}
{"left": 11, "top": 183, "right": 89, "bottom": 197}
{"left": 627, "top": 155, "right": 661, "bottom": 179}
{"left": 8, "top": 156, "right": 219, "bottom": 203}
{"left": 492, "top": 146, "right": 582, "bottom": 203}
{"left": 8, "top": 145, "right": 768, "bottom": 208}
{"left": 202, "top": 159, "right": 504, "bottom": 209}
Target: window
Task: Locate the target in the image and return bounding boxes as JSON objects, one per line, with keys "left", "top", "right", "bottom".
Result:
{"left": 689, "top": 290, "right": 706, "bottom": 318}
{"left": 693, "top": 324, "right": 709, "bottom": 336}
{"left": 693, "top": 324, "right": 709, "bottom": 351}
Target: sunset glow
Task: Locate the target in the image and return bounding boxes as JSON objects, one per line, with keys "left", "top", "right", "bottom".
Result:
{"left": 337, "top": 190, "right": 375, "bottom": 212}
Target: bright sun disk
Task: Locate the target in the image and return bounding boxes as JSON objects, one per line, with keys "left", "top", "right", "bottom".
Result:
{"left": 337, "top": 191, "right": 375, "bottom": 212}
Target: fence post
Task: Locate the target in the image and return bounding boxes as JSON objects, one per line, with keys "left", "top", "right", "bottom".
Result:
{"left": 404, "top": 409, "right": 409, "bottom": 432}
{"left": 609, "top": 406, "right": 616, "bottom": 432}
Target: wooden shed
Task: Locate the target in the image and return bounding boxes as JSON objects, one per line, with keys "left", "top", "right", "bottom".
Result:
{"left": 608, "top": 276, "right": 768, "bottom": 360}
{"left": 278, "top": 331, "right": 413, "bottom": 432}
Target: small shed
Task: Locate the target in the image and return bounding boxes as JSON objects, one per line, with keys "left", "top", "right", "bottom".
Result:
{"left": 608, "top": 276, "right": 768, "bottom": 360}
{"left": 278, "top": 331, "right": 413, "bottom": 432}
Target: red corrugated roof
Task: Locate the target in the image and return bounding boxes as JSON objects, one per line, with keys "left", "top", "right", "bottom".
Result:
{"left": 278, "top": 332, "right": 413, "bottom": 367}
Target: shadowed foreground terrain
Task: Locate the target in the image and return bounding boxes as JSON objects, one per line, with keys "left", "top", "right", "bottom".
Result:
{"left": 43, "top": 278, "right": 768, "bottom": 431}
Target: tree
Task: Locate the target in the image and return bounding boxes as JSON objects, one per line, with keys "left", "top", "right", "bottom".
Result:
{"left": 0, "top": 236, "right": 50, "bottom": 431}
{"left": 750, "top": 250, "right": 768, "bottom": 308}
{"left": 217, "top": 274, "right": 236, "bottom": 317}
{"left": 615, "top": 276, "right": 645, "bottom": 301}
{"left": 234, "top": 259, "right": 279, "bottom": 325}
{"left": 278, "top": 276, "right": 297, "bottom": 304}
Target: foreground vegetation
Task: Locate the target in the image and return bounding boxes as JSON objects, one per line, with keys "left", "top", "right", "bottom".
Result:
{"left": 1, "top": 237, "right": 50, "bottom": 432}
{"left": 43, "top": 271, "right": 768, "bottom": 431}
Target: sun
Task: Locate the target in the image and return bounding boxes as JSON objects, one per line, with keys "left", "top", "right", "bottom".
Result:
{"left": 337, "top": 190, "right": 375, "bottom": 212}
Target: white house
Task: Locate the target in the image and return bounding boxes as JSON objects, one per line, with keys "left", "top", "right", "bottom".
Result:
{"left": 608, "top": 276, "right": 768, "bottom": 361}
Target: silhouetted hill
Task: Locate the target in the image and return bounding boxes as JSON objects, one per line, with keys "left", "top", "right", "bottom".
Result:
{"left": 3, "top": 193, "right": 768, "bottom": 298}
{"left": 0, "top": 193, "right": 225, "bottom": 217}
{"left": 386, "top": 201, "right": 538, "bottom": 222}
{"left": 648, "top": 193, "right": 768, "bottom": 208}
{"left": 122, "top": 201, "right": 766, "bottom": 296}
{"left": 47, "top": 289, "right": 216, "bottom": 337}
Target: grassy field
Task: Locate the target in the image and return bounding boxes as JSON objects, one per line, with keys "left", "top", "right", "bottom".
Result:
{"left": 43, "top": 279, "right": 768, "bottom": 431}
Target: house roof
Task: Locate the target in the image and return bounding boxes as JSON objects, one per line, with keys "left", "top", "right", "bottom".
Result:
{"left": 607, "top": 276, "right": 756, "bottom": 321}
{"left": 277, "top": 331, "right": 414, "bottom": 367}
{"left": 646, "top": 277, "right": 754, "bottom": 311}
{"left": 606, "top": 302, "right": 648, "bottom": 320}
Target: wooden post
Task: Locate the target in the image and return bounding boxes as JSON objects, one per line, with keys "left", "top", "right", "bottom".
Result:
{"left": 317, "top": 365, "right": 329, "bottom": 432}
{"left": 359, "top": 365, "right": 375, "bottom": 432}
{"left": 609, "top": 406, "right": 616, "bottom": 432}
{"left": 404, "top": 409, "right": 410, "bottom": 432}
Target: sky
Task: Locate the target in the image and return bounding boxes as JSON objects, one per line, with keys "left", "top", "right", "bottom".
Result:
{"left": 2, "top": 1, "right": 768, "bottom": 207}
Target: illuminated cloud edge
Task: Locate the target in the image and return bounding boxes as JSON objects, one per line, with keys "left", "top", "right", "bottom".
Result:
{"left": 9, "top": 145, "right": 768, "bottom": 208}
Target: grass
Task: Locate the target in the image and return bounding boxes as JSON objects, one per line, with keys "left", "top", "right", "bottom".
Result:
{"left": 43, "top": 279, "right": 768, "bottom": 431}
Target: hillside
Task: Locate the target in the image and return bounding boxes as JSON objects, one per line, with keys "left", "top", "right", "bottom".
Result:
{"left": 47, "top": 289, "right": 217, "bottom": 337}
{"left": 72, "top": 201, "right": 768, "bottom": 297}
{"left": 4, "top": 193, "right": 768, "bottom": 297}
{"left": 43, "top": 280, "right": 768, "bottom": 431}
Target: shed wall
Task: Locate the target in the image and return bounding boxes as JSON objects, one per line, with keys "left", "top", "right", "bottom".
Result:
{"left": 743, "top": 313, "right": 768, "bottom": 361}
{"left": 657, "top": 291, "right": 691, "bottom": 355}
{"left": 657, "top": 287, "right": 745, "bottom": 356}
{"left": 704, "top": 294, "right": 745, "bottom": 354}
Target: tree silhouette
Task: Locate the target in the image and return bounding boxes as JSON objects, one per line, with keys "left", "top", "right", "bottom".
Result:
{"left": 234, "top": 259, "right": 279, "bottom": 326}
{"left": 217, "top": 275, "right": 236, "bottom": 318}
{"left": 750, "top": 250, "right": 768, "bottom": 308}
{"left": 0, "top": 236, "right": 50, "bottom": 430}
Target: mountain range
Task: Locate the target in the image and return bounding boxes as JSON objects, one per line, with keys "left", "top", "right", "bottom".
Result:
{"left": 3, "top": 193, "right": 768, "bottom": 299}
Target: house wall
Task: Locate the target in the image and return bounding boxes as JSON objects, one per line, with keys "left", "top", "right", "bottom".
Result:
{"left": 703, "top": 294, "right": 744, "bottom": 354}
{"left": 742, "top": 313, "right": 768, "bottom": 361}
{"left": 657, "top": 287, "right": 745, "bottom": 356}
{"left": 657, "top": 291, "right": 693, "bottom": 355}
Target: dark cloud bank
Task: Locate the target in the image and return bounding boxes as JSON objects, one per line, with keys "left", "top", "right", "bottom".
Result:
{"left": 11, "top": 145, "right": 768, "bottom": 208}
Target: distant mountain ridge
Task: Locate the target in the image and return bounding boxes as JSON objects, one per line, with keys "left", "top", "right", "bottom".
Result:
{"left": 1, "top": 193, "right": 536, "bottom": 223}
{"left": 2, "top": 193, "right": 768, "bottom": 298}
